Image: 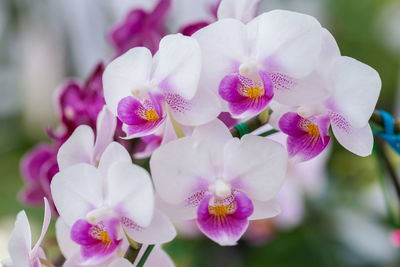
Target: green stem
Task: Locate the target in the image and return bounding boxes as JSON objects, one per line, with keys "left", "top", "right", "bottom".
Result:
{"left": 137, "top": 245, "right": 155, "bottom": 267}
{"left": 259, "top": 129, "right": 279, "bottom": 137}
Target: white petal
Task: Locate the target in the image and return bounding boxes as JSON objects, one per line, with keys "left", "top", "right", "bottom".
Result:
{"left": 109, "top": 258, "right": 132, "bottom": 267}
{"left": 107, "top": 162, "right": 154, "bottom": 228}
{"left": 170, "top": 89, "right": 221, "bottom": 126}
{"left": 93, "top": 106, "right": 117, "bottom": 163}
{"left": 332, "top": 56, "right": 381, "bottom": 128}
{"left": 224, "top": 135, "right": 288, "bottom": 201}
{"left": 8, "top": 211, "right": 31, "bottom": 267}
{"left": 217, "top": 0, "right": 260, "bottom": 23}
{"left": 193, "top": 19, "right": 248, "bottom": 93}
{"left": 103, "top": 47, "right": 153, "bottom": 114}
{"left": 153, "top": 34, "right": 202, "bottom": 100}
{"left": 51, "top": 164, "right": 104, "bottom": 226}
{"left": 57, "top": 125, "right": 94, "bottom": 170}
{"left": 332, "top": 121, "right": 373, "bottom": 157}
{"left": 133, "top": 245, "right": 175, "bottom": 267}
{"left": 248, "top": 10, "right": 322, "bottom": 78}
{"left": 55, "top": 218, "right": 79, "bottom": 259}
{"left": 192, "top": 119, "right": 233, "bottom": 145}
{"left": 274, "top": 29, "right": 339, "bottom": 106}
{"left": 150, "top": 136, "right": 213, "bottom": 204}
{"left": 97, "top": 142, "right": 132, "bottom": 177}
{"left": 124, "top": 209, "right": 176, "bottom": 244}
{"left": 31, "top": 198, "right": 51, "bottom": 258}
{"left": 249, "top": 198, "right": 281, "bottom": 220}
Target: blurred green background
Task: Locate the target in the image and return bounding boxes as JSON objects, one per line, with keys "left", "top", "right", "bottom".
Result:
{"left": 0, "top": 0, "right": 399, "bottom": 266}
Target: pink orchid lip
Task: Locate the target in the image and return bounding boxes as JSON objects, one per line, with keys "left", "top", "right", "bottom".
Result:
{"left": 117, "top": 93, "right": 166, "bottom": 137}
{"left": 279, "top": 112, "right": 331, "bottom": 161}
{"left": 196, "top": 190, "right": 254, "bottom": 246}
{"left": 70, "top": 218, "right": 122, "bottom": 264}
{"left": 218, "top": 70, "right": 274, "bottom": 117}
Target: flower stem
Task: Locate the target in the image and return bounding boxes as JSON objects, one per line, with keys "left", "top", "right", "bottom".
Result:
{"left": 137, "top": 244, "right": 155, "bottom": 267}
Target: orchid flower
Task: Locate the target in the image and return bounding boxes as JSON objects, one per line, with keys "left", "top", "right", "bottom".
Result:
{"left": 103, "top": 33, "right": 221, "bottom": 139}
{"left": 52, "top": 63, "right": 106, "bottom": 143}
{"left": 193, "top": 10, "right": 323, "bottom": 119}
{"left": 20, "top": 143, "right": 59, "bottom": 213}
{"left": 51, "top": 141, "right": 176, "bottom": 265}
{"left": 151, "top": 119, "right": 287, "bottom": 245}
{"left": 2, "top": 198, "right": 51, "bottom": 267}
{"left": 57, "top": 105, "right": 116, "bottom": 170}
{"left": 272, "top": 30, "right": 381, "bottom": 161}
{"left": 109, "top": 0, "right": 172, "bottom": 56}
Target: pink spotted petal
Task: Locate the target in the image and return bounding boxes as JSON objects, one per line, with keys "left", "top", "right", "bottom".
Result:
{"left": 197, "top": 192, "right": 253, "bottom": 246}
{"left": 287, "top": 133, "right": 330, "bottom": 162}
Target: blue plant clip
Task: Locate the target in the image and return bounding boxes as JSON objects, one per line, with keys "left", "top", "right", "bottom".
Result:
{"left": 375, "top": 110, "right": 400, "bottom": 154}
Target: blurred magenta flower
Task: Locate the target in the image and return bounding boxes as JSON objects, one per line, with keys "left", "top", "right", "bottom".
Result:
{"left": 20, "top": 143, "right": 59, "bottom": 213}
{"left": 52, "top": 63, "right": 106, "bottom": 143}
{"left": 390, "top": 230, "right": 400, "bottom": 247}
{"left": 109, "top": 0, "right": 172, "bottom": 55}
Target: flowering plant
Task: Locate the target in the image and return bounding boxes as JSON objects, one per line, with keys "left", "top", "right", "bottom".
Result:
{"left": 4, "top": 0, "right": 400, "bottom": 266}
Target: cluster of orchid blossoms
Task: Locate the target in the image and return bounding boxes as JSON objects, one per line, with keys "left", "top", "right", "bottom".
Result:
{"left": 3, "top": 0, "right": 383, "bottom": 266}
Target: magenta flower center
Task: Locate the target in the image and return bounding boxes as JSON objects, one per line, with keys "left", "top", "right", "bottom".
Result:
{"left": 238, "top": 75, "right": 265, "bottom": 99}
{"left": 89, "top": 224, "right": 112, "bottom": 246}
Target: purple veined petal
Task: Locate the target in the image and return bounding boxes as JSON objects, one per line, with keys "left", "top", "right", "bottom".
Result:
{"left": 287, "top": 132, "right": 331, "bottom": 162}
{"left": 70, "top": 220, "right": 98, "bottom": 246}
{"left": 279, "top": 112, "right": 307, "bottom": 137}
{"left": 197, "top": 191, "right": 253, "bottom": 246}
{"left": 219, "top": 73, "right": 245, "bottom": 102}
{"left": 118, "top": 94, "right": 167, "bottom": 139}
{"left": 219, "top": 71, "right": 273, "bottom": 118}
{"left": 117, "top": 96, "right": 148, "bottom": 125}
{"left": 71, "top": 218, "right": 122, "bottom": 265}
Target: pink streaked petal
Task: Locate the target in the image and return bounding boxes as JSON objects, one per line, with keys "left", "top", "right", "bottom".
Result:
{"left": 123, "top": 118, "right": 166, "bottom": 139}
{"left": 228, "top": 94, "right": 270, "bottom": 117}
{"left": 81, "top": 240, "right": 121, "bottom": 266}
{"left": 70, "top": 220, "right": 98, "bottom": 246}
{"left": 279, "top": 112, "right": 306, "bottom": 136}
{"left": 287, "top": 134, "right": 330, "bottom": 162}
{"left": 219, "top": 74, "right": 246, "bottom": 102}
{"left": 117, "top": 96, "right": 148, "bottom": 125}
{"left": 197, "top": 192, "right": 253, "bottom": 246}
